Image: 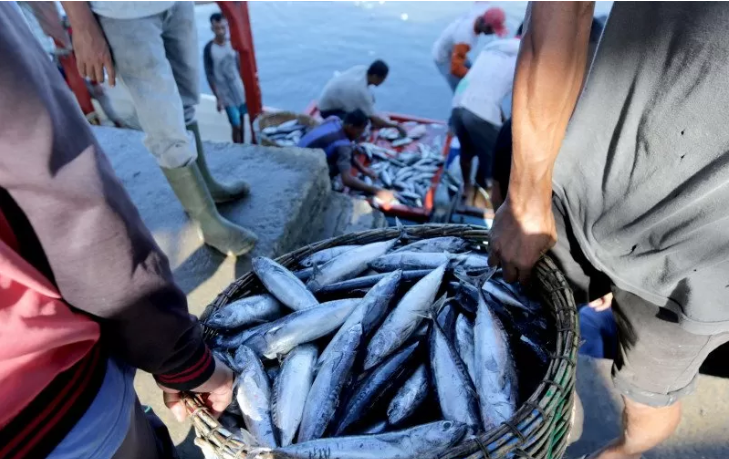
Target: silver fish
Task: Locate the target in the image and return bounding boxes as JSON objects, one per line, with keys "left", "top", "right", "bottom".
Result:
{"left": 233, "top": 346, "right": 278, "bottom": 448}
{"left": 253, "top": 257, "right": 319, "bottom": 311}
{"left": 307, "top": 239, "right": 398, "bottom": 292}
{"left": 205, "top": 294, "right": 284, "bottom": 330}
{"left": 272, "top": 344, "right": 318, "bottom": 447}
{"left": 298, "top": 325, "right": 362, "bottom": 443}
{"left": 380, "top": 169, "right": 393, "bottom": 188}
{"left": 455, "top": 314, "right": 477, "bottom": 384}
{"left": 370, "top": 252, "right": 489, "bottom": 272}
{"left": 386, "top": 364, "right": 429, "bottom": 426}
{"left": 430, "top": 319, "right": 481, "bottom": 428}
{"left": 357, "top": 420, "right": 389, "bottom": 435}
{"left": 212, "top": 320, "right": 280, "bottom": 351}
{"left": 482, "top": 279, "right": 529, "bottom": 312}
{"left": 393, "top": 237, "right": 469, "bottom": 254}
{"left": 276, "top": 421, "right": 467, "bottom": 459}
{"left": 474, "top": 288, "right": 518, "bottom": 430}
{"left": 364, "top": 263, "right": 447, "bottom": 370}
{"left": 299, "top": 246, "right": 359, "bottom": 268}
{"left": 246, "top": 299, "right": 359, "bottom": 359}
{"left": 318, "top": 270, "right": 402, "bottom": 366}
{"left": 335, "top": 342, "right": 420, "bottom": 435}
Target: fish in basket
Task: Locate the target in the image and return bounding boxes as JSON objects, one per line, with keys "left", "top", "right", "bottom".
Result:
{"left": 191, "top": 224, "right": 579, "bottom": 459}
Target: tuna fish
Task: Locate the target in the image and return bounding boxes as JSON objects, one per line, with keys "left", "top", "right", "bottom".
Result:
{"left": 429, "top": 319, "right": 481, "bottom": 428}
{"left": 386, "top": 364, "right": 429, "bottom": 426}
{"left": 274, "top": 421, "right": 467, "bottom": 459}
{"left": 393, "top": 236, "right": 470, "bottom": 254}
{"left": 246, "top": 299, "right": 359, "bottom": 359}
{"left": 315, "top": 269, "right": 431, "bottom": 296}
{"left": 318, "top": 270, "right": 402, "bottom": 366}
{"left": 307, "top": 239, "right": 399, "bottom": 292}
{"left": 298, "top": 325, "right": 362, "bottom": 443}
{"left": 455, "top": 314, "right": 477, "bottom": 384}
{"left": 299, "top": 246, "right": 360, "bottom": 268}
{"left": 233, "top": 346, "right": 278, "bottom": 447}
{"left": 272, "top": 345, "right": 318, "bottom": 447}
{"left": 205, "top": 294, "right": 284, "bottom": 330}
{"left": 335, "top": 342, "right": 420, "bottom": 435}
{"left": 370, "top": 252, "right": 489, "bottom": 273}
{"left": 252, "top": 257, "right": 319, "bottom": 311}
{"left": 474, "top": 288, "right": 518, "bottom": 430}
{"left": 364, "top": 264, "right": 447, "bottom": 370}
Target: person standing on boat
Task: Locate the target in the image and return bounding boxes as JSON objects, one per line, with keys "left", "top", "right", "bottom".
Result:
{"left": 451, "top": 32, "right": 520, "bottom": 209}
{"left": 204, "top": 12, "right": 247, "bottom": 145}
{"left": 490, "top": 3, "right": 729, "bottom": 458}
{"left": 432, "top": 5, "right": 508, "bottom": 92}
{"left": 0, "top": 4, "right": 234, "bottom": 458}
{"left": 62, "top": 1, "right": 257, "bottom": 256}
{"left": 299, "top": 110, "right": 396, "bottom": 202}
{"left": 318, "top": 60, "right": 407, "bottom": 137}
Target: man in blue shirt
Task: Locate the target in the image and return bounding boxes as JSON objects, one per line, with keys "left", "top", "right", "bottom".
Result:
{"left": 299, "top": 110, "right": 394, "bottom": 201}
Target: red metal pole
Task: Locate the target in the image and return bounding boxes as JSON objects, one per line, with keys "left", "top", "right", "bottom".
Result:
{"left": 218, "top": 1, "right": 263, "bottom": 141}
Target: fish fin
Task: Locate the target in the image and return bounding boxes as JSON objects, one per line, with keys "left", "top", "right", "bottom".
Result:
{"left": 394, "top": 217, "right": 409, "bottom": 242}
{"left": 474, "top": 267, "right": 499, "bottom": 287}
{"left": 415, "top": 293, "right": 450, "bottom": 321}
{"left": 307, "top": 263, "right": 323, "bottom": 292}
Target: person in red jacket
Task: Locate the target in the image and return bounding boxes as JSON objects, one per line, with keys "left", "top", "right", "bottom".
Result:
{"left": 432, "top": 5, "right": 508, "bottom": 92}
{"left": 0, "top": 4, "right": 232, "bottom": 458}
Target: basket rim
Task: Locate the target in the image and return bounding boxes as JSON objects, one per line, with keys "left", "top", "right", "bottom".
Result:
{"left": 191, "top": 224, "right": 579, "bottom": 459}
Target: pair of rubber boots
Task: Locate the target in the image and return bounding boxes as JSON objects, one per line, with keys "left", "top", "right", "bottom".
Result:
{"left": 161, "top": 123, "right": 257, "bottom": 256}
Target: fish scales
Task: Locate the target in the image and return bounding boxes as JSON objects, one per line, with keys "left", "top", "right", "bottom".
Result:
{"left": 253, "top": 257, "right": 319, "bottom": 311}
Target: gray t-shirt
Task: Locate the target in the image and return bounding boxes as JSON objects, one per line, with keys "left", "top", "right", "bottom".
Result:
{"left": 90, "top": 1, "right": 175, "bottom": 19}
{"left": 209, "top": 41, "right": 246, "bottom": 108}
{"left": 553, "top": 2, "right": 729, "bottom": 334}
{"left": 318, "top": 65, "right": 376, "bottom": 116}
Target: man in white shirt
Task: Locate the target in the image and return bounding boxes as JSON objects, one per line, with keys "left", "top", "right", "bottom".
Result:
{"left": 451, "top": 35, "right": 520, "bottom": 206}
{"left": 318, "top": 60, "right": 406, "bottom": 136}
{"left": 432, "top": 5, "right": 508, "bottom": 92}
{"left": 62, "top": 1, "right": 257, "bottom": 256}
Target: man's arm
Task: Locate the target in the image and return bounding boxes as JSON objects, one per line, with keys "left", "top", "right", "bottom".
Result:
{"left": 61, "top": 1, "right": 115, "bottom": 85}
{"left": 369, "top": 115, "right": 407, "bottom": 137}
{"left": 352, "top": 156, "right": 376, "bottom": 180}
{"left": 489, "top": 1, "right": 594, "bottom": 283}
{"left": 336, "top": 147, "right": 394, "bottom": 200}
{"left": 203, "top": 42, "right": 223, "bottom": 112}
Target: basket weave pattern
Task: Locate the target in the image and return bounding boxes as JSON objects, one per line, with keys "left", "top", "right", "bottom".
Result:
{"left": 191, "top": 224, "right": 579, "bottom": 459}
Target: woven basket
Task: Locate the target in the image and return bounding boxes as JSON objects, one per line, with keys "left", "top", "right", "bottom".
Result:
{"left": 252, "top": 111, "right": 319, "bottom": 147}
{"left": 189, "top": 224, "right": 579, "bottom": 459}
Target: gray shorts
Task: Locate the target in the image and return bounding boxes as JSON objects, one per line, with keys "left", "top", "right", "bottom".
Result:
{"left": 550, "top": 197, "right": 729, "bottom": 407}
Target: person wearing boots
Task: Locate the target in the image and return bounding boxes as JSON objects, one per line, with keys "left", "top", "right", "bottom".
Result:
{"left": 62, "top": 1, "right": 257, "bottom": 256}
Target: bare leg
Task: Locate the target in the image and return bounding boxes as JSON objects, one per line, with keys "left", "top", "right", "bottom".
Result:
{"left": 591, "top": 397, "right": 681, "bottom": 459}
{"left": 459, "top": 153, "right": 474, "bottom": 205}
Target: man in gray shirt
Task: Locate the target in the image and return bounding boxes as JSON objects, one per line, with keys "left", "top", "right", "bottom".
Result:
{"left": 490, "top": 2, "right": 729, "bottom": 459}
{"left": 204, "top": 13, "right": 247, "bottom": 144}
{"left": 318, "top": 60, "right": 406, "bottom": 137}
{"left": 63, "top": 2, "right": 256, "bottom": 256}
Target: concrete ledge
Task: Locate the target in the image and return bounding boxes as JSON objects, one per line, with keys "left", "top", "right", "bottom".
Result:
{"left": 92, "top": 126, "right": 330, "bottom": 313}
